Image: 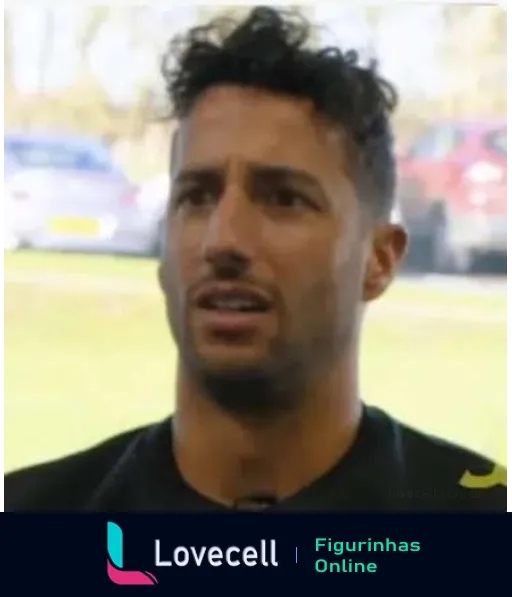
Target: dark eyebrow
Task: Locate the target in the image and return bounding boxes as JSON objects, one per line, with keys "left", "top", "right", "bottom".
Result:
{"left": 175, "top": 162, "right": 325, "bottom": 192}
{"left": 249, "top": 163, "right": 328, "bottom": 205}
{"left": 250, "top": 163, "right": 321, "bottom": 188}
{"left": 174, "top": 167, "right": 221, "bottom": 186}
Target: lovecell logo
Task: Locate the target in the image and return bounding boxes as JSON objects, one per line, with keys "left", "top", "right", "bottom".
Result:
{"left": 107, "top": 522, "right": 158, "bottom": 585}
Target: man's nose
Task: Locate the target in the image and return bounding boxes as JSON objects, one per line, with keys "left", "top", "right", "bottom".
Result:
{"left": 202, "top": 186, "right": 256, "bottom": 271}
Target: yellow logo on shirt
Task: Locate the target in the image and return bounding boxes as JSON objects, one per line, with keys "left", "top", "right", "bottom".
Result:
{"left": 459, "top": 464, "right": 507, "bottom": 489}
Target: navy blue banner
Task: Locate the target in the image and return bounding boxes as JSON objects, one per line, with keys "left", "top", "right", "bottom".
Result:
{"left": 1, "top": 514, "right": 508, "bottom": 593}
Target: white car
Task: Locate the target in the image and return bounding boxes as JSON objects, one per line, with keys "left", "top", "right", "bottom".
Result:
{"left": 4, "top": 131, "right": 162, "bottom": 257}
{"left": 4, "top": 201, "right": 25, "bottom": 251}
{"left": 132, "top": 173, "right": 171, "bottom": 257}
{"left": 4, "top": 195, "right": 33, "bottom": 251}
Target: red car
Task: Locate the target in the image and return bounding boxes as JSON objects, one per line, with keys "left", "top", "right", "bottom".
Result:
{"left": 397, "top": 119, "right": 506, "bottom": 273}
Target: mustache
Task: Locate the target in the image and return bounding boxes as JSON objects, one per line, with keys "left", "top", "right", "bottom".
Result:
{"left": 186, "top": 273, "right": 277, "bottom": 305}
{"left": 160, "top": 249, "right": 279, "bottom": 306}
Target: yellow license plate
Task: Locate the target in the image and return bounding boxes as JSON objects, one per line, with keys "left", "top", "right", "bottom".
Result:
{"left": 49, "top": 217, "right": 99, "bottom": 237}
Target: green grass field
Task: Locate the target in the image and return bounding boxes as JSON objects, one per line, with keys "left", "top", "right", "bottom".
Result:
{"left": 4, "top": 250, "right": 507, "bottom": 473}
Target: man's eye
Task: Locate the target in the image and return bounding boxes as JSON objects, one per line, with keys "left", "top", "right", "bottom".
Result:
{"left": 174, "top": 188, "right": 216, "bottom": 208}
{"left": 267, "top": 188, "right": 313, "bottom": 209}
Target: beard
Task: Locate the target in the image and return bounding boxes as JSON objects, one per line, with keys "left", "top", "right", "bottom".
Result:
{"left": 174, "top": 307, "right": 304, "bottom": 420}
{"left": 187, "top": 362, "right": 300, "bottom": 420}
{"left": 159, "top": 246, "right": 361, "bottom": 421}
{"left": 165, "top": 290, "right": 355, "bottom": 422}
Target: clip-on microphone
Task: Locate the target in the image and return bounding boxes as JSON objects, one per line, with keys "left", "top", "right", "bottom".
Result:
{"left": 232, "top": 494, "right": 278, "bottom": 510}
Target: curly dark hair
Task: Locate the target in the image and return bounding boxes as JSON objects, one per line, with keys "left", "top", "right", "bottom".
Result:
{"left": 161, "top": 6, "right": 399, "bottom": 217}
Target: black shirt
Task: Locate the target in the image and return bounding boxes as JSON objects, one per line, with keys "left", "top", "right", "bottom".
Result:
{"left": 4, "top": 405, "right": 506, "bottom": 512}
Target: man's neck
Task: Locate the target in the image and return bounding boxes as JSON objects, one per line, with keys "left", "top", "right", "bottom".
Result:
{"left": 171, "top": 362, "right": 362, "bottom": 507}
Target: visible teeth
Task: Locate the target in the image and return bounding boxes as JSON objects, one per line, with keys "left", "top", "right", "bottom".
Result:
{"left": 212, "top": 298, "right": 256, "bottom": 310}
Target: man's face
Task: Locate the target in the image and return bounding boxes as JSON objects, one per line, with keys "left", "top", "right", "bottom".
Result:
{"left": 160, "top": 85, "right": 405, "bottom": 387}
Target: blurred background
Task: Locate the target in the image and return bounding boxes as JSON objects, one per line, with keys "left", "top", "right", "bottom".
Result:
{"left": 4, "top": 3, "right": 506, "bottom": 473}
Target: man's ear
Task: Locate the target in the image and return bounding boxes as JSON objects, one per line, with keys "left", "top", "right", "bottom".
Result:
{"left": 363, "top": 223, "right": 408, "bottom": 302}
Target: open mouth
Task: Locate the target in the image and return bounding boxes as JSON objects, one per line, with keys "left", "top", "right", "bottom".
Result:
{"left": 195, "top": 285, "right": 272, "bottom": 314}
